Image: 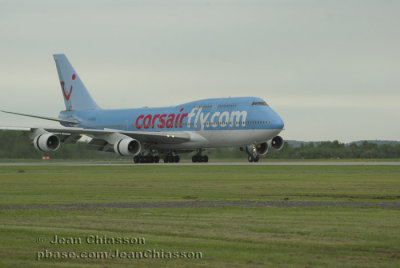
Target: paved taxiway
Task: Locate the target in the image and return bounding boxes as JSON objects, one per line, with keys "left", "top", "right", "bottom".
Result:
{"left": 0, "top": 161, "right": 399, "bottom": 166}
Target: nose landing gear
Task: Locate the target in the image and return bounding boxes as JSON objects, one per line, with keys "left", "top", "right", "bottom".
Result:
{"left": 244, "top": 144, "right": 260, "bottom": 162}
{"left": 248, "top": 155, "right": 259, "bottom": 163}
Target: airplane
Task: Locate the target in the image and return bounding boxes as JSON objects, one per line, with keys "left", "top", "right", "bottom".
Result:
{"left": 0, "top": 54, "right": 284, "bottom": 163}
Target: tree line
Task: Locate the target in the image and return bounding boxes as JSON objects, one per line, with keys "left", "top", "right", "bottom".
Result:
{"left": 266, "top": 140, "right": 400, "bottom": 159}
{"left": 0, "top": 131, "right": 111, "bottom": 159}
{"left": 0, "top": 131, "right": 399, "bottom": 159}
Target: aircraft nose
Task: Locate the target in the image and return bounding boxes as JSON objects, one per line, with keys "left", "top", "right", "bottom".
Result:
{"left": 270, "top": 109, "right": 284, "bottom": 130}
{"left": 275, "top": 115, "right": 284, "bottom": 130}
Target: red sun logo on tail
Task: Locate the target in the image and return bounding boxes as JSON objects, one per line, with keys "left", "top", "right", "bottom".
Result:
{"left": 61, "top": 74, "right": 76, "bottom": 100}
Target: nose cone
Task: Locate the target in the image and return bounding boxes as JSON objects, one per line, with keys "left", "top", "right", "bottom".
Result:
{"left": 270, "top": 109, "right": 284, "bottom": 130}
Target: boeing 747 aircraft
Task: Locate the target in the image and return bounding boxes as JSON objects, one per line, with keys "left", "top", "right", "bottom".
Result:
{"left": 0, "top": 54, "right": 284, "bottom": 163}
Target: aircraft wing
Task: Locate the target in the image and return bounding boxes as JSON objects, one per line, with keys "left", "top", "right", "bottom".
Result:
{"left": 0, "top": 109, "right": 190, "bottom": 144}
{"left": 45, "top": 126, "right": 190, "bottom": 144}
{"left": 0, "top": 126, "right": 191, "bottom": 145}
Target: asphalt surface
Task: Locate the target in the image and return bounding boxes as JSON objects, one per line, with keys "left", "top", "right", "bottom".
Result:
{"left": 1, "top": 201, "right": 399, "bottom": 210}
{"left": 0, "top": 161, "right": 400, "bottom": 166}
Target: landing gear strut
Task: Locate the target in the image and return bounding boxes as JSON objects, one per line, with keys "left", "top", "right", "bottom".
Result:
{"left": 133, "top": 154, "right": 160, "bottom": 164}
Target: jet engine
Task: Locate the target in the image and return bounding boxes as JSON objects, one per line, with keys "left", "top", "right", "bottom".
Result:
{"left": 268, "top": 136, "right": 284, "bottom": 151}
{"left": 114, "top": 138, "right": 141, "bottom": 156}
{"left": 33, "top": 133, "right": 60, "bottom": 152}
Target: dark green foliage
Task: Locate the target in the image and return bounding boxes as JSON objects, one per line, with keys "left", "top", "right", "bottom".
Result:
{"left": 207, "top": 140, "right": 400, "bottom": 159}
{"left": 0, "top": 131, "right": 113, "bottom": 159}
{"left": 265, "top": 140, "right": 400, "bottom": 159}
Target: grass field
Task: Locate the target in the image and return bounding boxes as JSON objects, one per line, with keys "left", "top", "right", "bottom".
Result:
{"left": 0, "top": 165, "right": 399, "bottom": 267}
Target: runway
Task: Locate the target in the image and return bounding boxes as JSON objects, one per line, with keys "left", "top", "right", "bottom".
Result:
{"left": 0, "top": 161, "right": 399, "bottom": 166}
{"left": 1, "top": 200, "right": 400, "bottom": 210}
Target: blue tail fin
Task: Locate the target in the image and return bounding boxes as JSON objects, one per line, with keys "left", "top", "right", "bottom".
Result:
{"left": 53, "top": 54, "right": 100, "bottom": 111}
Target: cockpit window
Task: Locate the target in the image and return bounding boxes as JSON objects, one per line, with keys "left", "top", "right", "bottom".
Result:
{"left": 251, "top": 101, "right": 268, "bottom": 106}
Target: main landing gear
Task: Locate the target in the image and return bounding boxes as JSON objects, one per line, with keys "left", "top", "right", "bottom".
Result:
{"left": 192, "top": 150, "right": 208, "bottom": 163}
{"left": 192, "top": 155, "right": 208, "bottom": 162}
{"left": 134, "top": 151, "right": 180, "bottom": 164}
{"left": 164, "top": 154, "right": 180, "bottom": 163}
{"left": 133, "top": 155, "right": 160, "bottom": 163}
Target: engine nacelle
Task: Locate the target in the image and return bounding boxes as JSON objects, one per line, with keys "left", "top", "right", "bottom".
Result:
{"left": 114, "top": 138, "right": 141, "bottom": 156}
{"left": 255, "top": 142, "right": 269, "bottom": 155}
{"left": 269, "top": 136, "right": 284, "bottom": 151}
{"left": 245, "top": 142, "right": 269, "bottom": 156}
{"left": 33, "top": 133, "right": 60, "bottom": 152}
